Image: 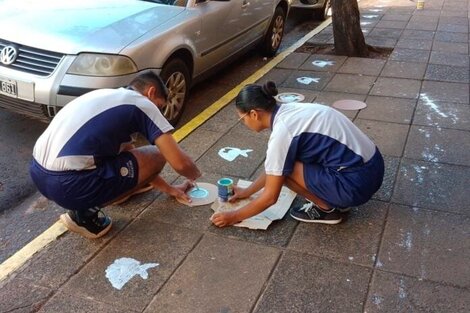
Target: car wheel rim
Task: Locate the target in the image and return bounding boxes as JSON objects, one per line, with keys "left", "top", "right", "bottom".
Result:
{"left": 164, "top": 72, "right": 186, "bottom": 121}
{"left": 271, "top": 16, "right": 284, "bottom": 50}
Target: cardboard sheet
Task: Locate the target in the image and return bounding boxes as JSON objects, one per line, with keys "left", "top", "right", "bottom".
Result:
{"left": 211, "top": 179, "right": 297, "bottom": 230}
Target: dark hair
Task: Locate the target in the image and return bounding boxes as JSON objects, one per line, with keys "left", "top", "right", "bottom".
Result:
{"left": 129, "top": 70, "right": 168, "bottom": 100}
{"left": 235, "top": 81, "right": 278, "bottom": 113}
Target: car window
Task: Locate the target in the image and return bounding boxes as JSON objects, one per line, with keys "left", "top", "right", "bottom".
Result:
{"left": 139, "top": 0, "right": 188, "bottom": 7}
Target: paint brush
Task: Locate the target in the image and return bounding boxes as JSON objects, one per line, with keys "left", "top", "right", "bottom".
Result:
{"left": 194, "top": 181, "right": 200, "bottom": 191}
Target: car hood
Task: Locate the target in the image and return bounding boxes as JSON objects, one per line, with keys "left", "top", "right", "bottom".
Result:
{"left": 0, "top": 0, "right": 184, "bottom": 54}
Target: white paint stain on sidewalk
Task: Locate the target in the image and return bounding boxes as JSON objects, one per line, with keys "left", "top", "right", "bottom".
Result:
{"left": 218, "top": 147, "right": 253, "bottom": 162}
{"left": 296, "top": 77, "right": 320, "bottom": 85}
{"left": 105, "top": 257, "right": 159, "bottom": 290}
{"left": 312, "top": 60, "right": 335, "bottom": 68}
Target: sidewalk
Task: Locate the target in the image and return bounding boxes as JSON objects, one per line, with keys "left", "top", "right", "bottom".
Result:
{"left": 1, "top": 0, "right": 469, "bottom": 312}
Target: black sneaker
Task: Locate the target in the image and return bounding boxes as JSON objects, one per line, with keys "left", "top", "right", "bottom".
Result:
{"left": 60, "top": 207, "right": 112, "bottom": 239}
{"left": 289, "top": 201, "right": 343, "bottom": 224}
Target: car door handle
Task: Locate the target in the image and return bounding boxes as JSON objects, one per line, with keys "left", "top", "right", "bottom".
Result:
{"left": 242, "top": 1, "right": 250, "bottom": 8}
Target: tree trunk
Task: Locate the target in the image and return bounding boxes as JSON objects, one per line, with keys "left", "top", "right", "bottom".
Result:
{"left": 332, "top": 0, "right": 369, "bottom": 57}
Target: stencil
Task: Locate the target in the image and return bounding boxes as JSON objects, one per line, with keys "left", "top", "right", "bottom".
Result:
{"left": 218, "top": 147, "right": 253, "bottom": 162}
{"left": 296, "top": 77, "right": 320, "bottom": 85}
{"left": 312, "top": 60, "right": 335, "bottom": 68}
{"left": 274, "top": 92, "right": 305, "bottom": 103}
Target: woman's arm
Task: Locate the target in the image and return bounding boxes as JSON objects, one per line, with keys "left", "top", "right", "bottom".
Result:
{"left": 229, "top": 172, "right": 266, "bottom": 201}
{"left": 211, "top": 175, "right": 285, "bottom": 227}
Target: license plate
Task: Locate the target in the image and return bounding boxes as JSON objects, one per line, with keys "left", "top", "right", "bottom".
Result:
{"left": 0, "top": 78, "right": 17, "bottom": 97}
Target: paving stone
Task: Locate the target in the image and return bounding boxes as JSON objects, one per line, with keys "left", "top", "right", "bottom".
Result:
{"left": 440, "top": 9, "right": 468, "bottom": 17}
{"left": 208, "top": 196, "right": 303, "bottom": 248}
{"left": 425, "top": 64, "right": 469, "bottom": 83}
{"left": 365, "top": 36, "right": 398, "bottom": 48}
{"left": 413, "top": 99, "right": 470, "bottom": 130}
{"left": 396, "top": 38, "right": 432, "bottom": 50}
{"left": 368, "top": 27, "right": 403, "bottom": 39}
{"left": 392, "top": 158, "right": 470, "bottom": 215}
{"left": 288, "top": 200, "right": 388, "bottom": 267}
{"left": 39, "top": 291, "right": 136, "bottom": 313}
{"left": 438, "top": 16, "right": 468, "bottom": 26}
{"left": 198, "top": 101, "right": 239, "bottom": 133}
{"left": 375, "top": 20, "right": 408, "bottom": 29}
{"left": 429, "top": 51, "right": 469, "bottom": 67}
{"left": 277, "top": 52, "right": 311, "bottom": 69}
{"left": 404, "top": 125, "right": 470, "bottom": 166}
{"left": 401, "top": 29, "right": 435, "bottom": 40}
{"left": 145, "top": 234, "right": 280, "bottom": 313}
{"left": 370, "top": 77, "right": 421, "bottom": 99}
{"left": 257, "top": 68, "right": 293, "bottom": 85}
{"left": 377, "top": 204, "right": 470, "bottom": 288}
{"left": 254, "top": 250, "right": 372, "bottom": 313}
{"left": 307, "top": 33, "right": 333, "bottom": 44}
{"left": 299, "top": 54, "right": 347, "bottom": 72}
{"left": 437, "top": 22, "right": 469, "bottom": 33}
{"left": 282, "top": 70, "right": 334, "bottom": 91}
{"left": 0, "top": 278, "right": 53, "bottom": 313}
{"left": 412, "top": 9, "right": 441, "bottom": 17}
{"left": 380, "top": 60, "right": 427, "bottom": 79}
{"left": 359, "top": 95, "right": 416, "bottom": 124}
{"left": 420, "top": 81, "right": 469, "bottom": 104}
{"left": 354, "top": 119, "right": 409, "bottom": 157}
{"left": 365, "top": 270, "right": 470, "bottom": 313}
{"left": 337, "top": 57, "right": 386, "bottom": 76}
{"left": 389, "top": 48, "right": 430, "bottom": 63}
{"left": 406, "top": 21, "right": 438, "bottom": 31}
{"left": 434, "top": 31, "right": 468, "bottom": 43}
{"left": 381, "top": 14, "right": 411, "bottom": 22}
{"left": 325, "top": 73, "right": 376, "bottom": 94}
{"left": 180, "top": 128, "right": 224, "bottom": 161}
{"left": 373, "top": 155, "right": 400, "bottom": 202}
{"left": 16, "top": 232, "right": 105, "bottom": 289}
{"left": 432, "top": 40, "right": 468, "bottom": 54}
{"left": 60, "top": 222, "right": 202, "bottom": 312}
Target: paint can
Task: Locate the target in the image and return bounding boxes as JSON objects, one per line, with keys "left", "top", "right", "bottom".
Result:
{"left": 416, "top": 0, "right": 424, "bottom": 9}
{"left": 217, "top": 178, "right": 233, "bottom": 202}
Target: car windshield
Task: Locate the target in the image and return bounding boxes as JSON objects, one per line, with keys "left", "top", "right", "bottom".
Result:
{"left": 139, "top": 0, "right": 187, "bottom": 6}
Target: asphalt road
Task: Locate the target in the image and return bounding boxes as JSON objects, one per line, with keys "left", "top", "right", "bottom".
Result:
{"left": 0, "top": 8, "right": 322, "bottom": 262}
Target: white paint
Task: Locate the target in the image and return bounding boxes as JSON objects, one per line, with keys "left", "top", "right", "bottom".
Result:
{"left": 398, "top": 278, "right": 407, "bottom": 299}
{"left": 363, "top": 14, "right": 379, "bottom": 19}
{"left": 218, "top": 147, "right": 253, "bottom": 162}
{"left": 361, "top": 21, "right": 373, "bottom": 26}
{"left": 348, "top": 256, "right": 354, "bottom": 261}
{"left": 296, "top": 76, "right": 320, "bottom": 85}
{"left": 312, "top": 60, "right": 335, "bottom": 68}
{"left": 372, "top": 294, "right": 384, "bottom": 305}
{"left": 376, "top": 259, "right": 383, "bottom": 267}
{"left": 105, "top": 257, "right": 159, "bottom": 290}
{"left": 370, "top": 8, "right": 383, "bottom": 11}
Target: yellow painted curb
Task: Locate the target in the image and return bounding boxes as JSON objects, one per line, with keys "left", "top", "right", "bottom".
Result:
{"left": 0, "top": 221, "right": 67, "bottom": 282}
{"left": 0, "top": 17, "right": 332, "bottom": 283}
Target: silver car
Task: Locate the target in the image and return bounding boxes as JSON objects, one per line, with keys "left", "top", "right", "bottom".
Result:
{"left": 291, "top": 0, "right": 331, "bottom": 20}
{"left": 0, "top": 0, "right": 290, "bottom": 125}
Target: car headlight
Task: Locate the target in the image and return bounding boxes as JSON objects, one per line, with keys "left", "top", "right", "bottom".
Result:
{"left": 67, "top": 54, "right": 138, "bottom": 76}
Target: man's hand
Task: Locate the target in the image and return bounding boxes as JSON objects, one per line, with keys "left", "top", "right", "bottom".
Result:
{"left": 210, "top": 211, "right": 239, "bottom": 227}
{"left": 168, "top": 180, "right": 193, "bottom": 203}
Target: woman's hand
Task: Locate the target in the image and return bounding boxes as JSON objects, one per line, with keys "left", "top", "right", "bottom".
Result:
{"left": 228, "top": 186, "right": 249, "bottom": 202}
{"left": 210, "top": 211, "right": 239, "bottom": 227}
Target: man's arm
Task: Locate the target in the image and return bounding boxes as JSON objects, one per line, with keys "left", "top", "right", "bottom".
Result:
{"left": 155, "top": 133, "right": 201, "bottom": 180}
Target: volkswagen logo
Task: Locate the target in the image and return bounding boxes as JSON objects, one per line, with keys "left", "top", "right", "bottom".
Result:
{"left": 0, "top": 45, "right": 18, "bottom": 65}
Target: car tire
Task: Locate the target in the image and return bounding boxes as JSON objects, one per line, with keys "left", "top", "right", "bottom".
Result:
{"left": 160, "top": 58, "right": 190, "bottom": 126}
{"left": 314, "top": 0, "right": 331, "bottom": 21}
{"left": 260, "top": 6, "right": 286, "bottom": 57}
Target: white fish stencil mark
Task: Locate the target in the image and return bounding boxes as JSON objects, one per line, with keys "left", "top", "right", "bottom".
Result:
{"left": 105, "top": 257, "right": 159, "bottom": 290}
{"left": 218, "top": 147, "right": 253, "bottom": 162}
